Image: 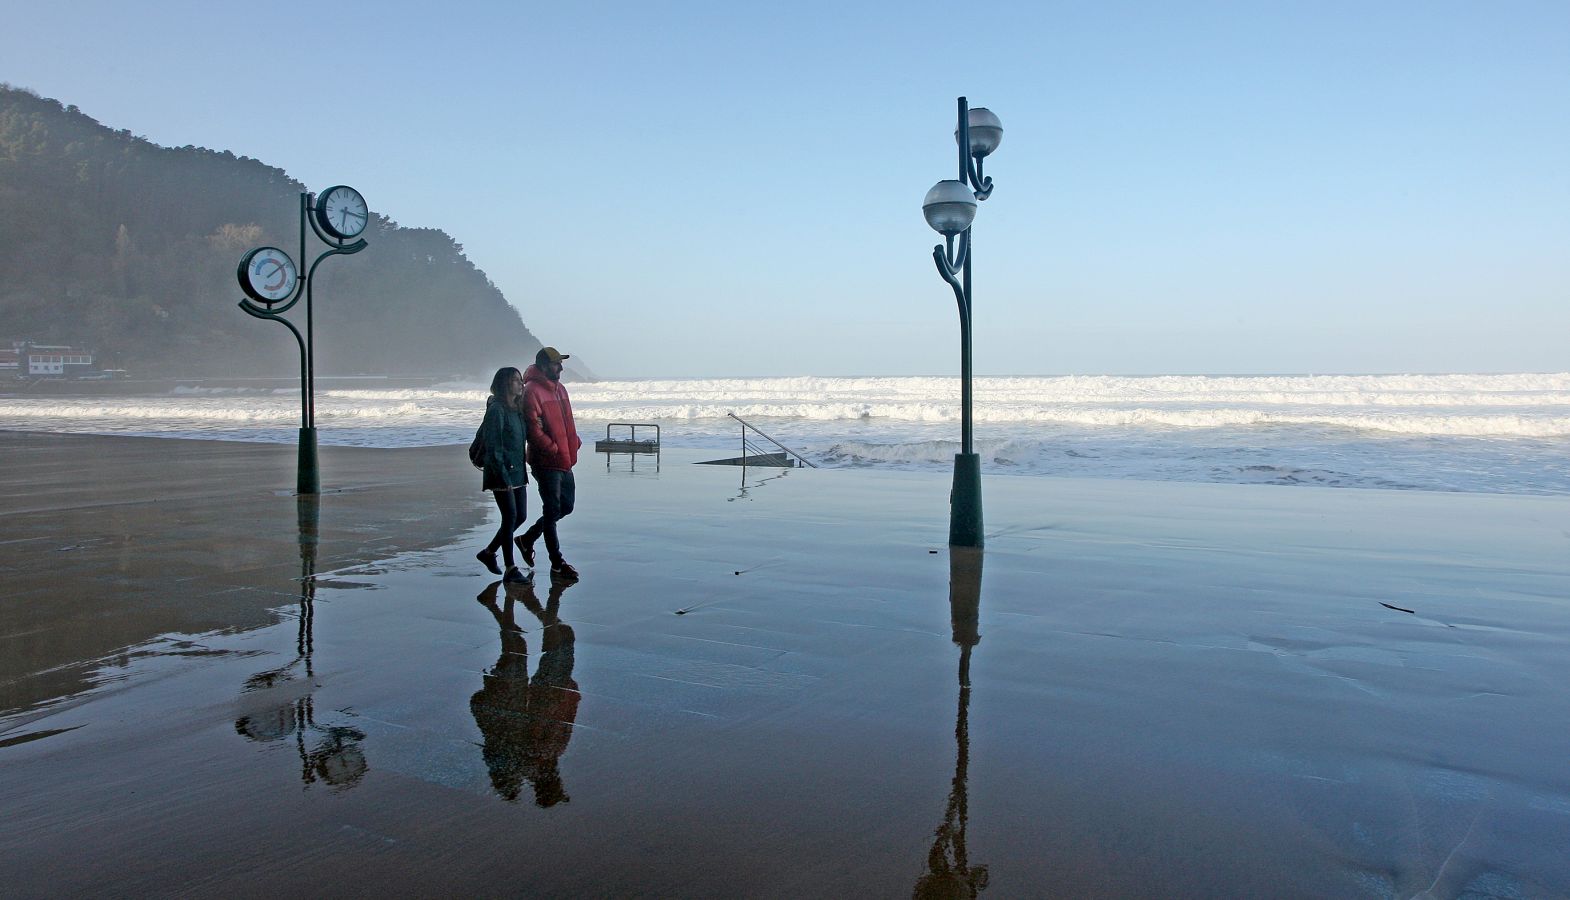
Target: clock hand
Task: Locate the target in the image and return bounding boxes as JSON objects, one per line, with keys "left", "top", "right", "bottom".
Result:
{"left": 262, "top": 261, "right": 286, "bottom": 292}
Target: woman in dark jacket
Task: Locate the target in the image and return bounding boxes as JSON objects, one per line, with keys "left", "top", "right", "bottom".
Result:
{"left": 477, "top": 367, "right": 530, "bottom": 582}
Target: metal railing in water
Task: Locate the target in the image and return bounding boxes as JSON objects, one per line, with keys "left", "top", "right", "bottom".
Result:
{"left": 727, "top": 413, "right": 818, "bottom": 468}
{"left": 595, "top": 422, "right": 660, "bottom": 453}
{"left": 595, "top": 423, "right": 660, "bottom": 472}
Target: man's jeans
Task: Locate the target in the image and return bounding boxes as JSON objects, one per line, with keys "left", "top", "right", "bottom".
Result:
{"left": 524, "top": 469, "right": 575, "bottom": 565}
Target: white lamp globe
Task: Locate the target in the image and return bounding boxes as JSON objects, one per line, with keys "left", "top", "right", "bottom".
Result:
{"left": 923, "top": 180, "right": 978, "bottom": 236}
{"left": 957, "top": 108, "right": 1003, "bottom": 158}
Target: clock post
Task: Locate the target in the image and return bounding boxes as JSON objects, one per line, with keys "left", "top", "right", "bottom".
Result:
{"left": 236, "top": 186, "right": 369, "bottom": 495}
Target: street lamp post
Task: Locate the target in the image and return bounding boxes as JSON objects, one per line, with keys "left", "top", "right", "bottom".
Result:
{"left": 924, "top": 97, "right": 1001, "bottom": 548}
{"left": 236, "top": 186, "right": 369, "bottom": 495}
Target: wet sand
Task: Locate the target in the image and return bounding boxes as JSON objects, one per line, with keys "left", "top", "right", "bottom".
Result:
{"left": 0, "top": 431, "right": 491, "bottom": 718}
{"left": 2, "top": 433, "right": 1569, "bottom": 896}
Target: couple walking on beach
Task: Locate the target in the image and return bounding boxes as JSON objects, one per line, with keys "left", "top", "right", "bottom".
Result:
{"left": 477, "top": 346, "right": 582, "bottom": 584}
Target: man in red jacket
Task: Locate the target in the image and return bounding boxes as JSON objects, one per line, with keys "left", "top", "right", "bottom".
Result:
{"left": 516, "top": 346, "right": 583, "bottom": 580}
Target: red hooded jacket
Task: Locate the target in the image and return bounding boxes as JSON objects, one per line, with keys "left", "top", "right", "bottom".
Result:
{"left": 523, "top": 364, "right": 581, "bottom": 471}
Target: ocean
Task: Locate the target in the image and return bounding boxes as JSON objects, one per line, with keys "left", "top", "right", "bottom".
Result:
{"left": 3, "top": 373, "right": 1569, "bottom": 495}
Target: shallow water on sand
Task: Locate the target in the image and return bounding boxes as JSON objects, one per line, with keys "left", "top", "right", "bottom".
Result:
{"left": 3, "top": 443, "right": 1570, "bottom": 895}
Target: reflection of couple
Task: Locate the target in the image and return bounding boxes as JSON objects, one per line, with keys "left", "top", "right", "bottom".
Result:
{"left": 471, "top": 575, "right": 580, "bottom": 806}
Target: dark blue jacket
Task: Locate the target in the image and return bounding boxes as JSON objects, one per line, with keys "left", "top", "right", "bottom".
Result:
{"left": 481, "top": 397, "right": 527, "bottom": 490}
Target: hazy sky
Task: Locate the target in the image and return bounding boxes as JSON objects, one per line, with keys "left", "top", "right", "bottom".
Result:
{"left": 4, "top": 1, "right": 1567, "bottom": 377}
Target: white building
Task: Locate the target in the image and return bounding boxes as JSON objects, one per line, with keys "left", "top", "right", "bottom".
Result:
{"left": 9, "top": 342, "right": 96, "bottom": 377}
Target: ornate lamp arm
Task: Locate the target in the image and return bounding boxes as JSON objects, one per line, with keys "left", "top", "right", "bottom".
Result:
{"left": 931, "top": 231, "right": 971, "bottom": 321}
{"left": 966, "top": 157, "right": 993, "bottom": 200}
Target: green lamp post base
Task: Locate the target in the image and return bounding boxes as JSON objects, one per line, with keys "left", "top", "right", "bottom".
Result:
{"left": 297, "top": 427, "right": 320, "bottom": 495}
{"left": 949, "top": 452, "right": 983, "bottom": 548}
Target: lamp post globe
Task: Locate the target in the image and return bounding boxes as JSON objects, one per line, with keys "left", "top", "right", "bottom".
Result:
{"left": 923, "top": 180, "right": 979, "bottom": 236}
{"left": 959, "top": 108, "right": 1003, "bottom": 158}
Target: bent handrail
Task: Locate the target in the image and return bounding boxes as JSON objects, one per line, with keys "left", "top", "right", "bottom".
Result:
{"left": 726, "top": 413, "right": 818, "bottom": 468}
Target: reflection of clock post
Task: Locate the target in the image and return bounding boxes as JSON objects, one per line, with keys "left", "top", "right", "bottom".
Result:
{"left": 236, "top": 186, "right": 369, "bottom": 494}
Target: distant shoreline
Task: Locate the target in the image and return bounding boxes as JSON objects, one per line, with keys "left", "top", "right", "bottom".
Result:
{"left": 0, "top": 374, "right": 480, "bottom": 397}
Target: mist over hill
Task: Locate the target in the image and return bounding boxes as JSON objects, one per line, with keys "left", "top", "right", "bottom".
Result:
{"left": 0, "top": 84, "right": 566, "bottom": 380}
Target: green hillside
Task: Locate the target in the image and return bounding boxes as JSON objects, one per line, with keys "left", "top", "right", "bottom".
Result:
{"left": 0, "top": 84, "right": 545, "bottom": 378}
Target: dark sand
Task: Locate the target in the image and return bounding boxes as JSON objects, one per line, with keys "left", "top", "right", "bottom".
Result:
{"left": 3, "top": 432, "right": 1570, "bottom": 897}
{"left": 0, "top": 432, "right": 490, "bottom": 718}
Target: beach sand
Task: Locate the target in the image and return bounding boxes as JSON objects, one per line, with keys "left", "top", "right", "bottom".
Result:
{"left": 2, "top": 431, "right": 1569, "bottom": 896}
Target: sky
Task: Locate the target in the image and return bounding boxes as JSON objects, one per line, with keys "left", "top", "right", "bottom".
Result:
{"left": 3, "top": 0, "right": 1567, "bottom": 377}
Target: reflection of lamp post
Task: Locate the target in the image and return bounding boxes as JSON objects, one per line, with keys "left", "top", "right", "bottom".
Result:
{"left": 924, "top": 98, "right": 1002, "bottom": 548}
{"left": 915, "top": 547, "right": 988, "bottom": 898}
{"left": 236, "top": 186, "right": 369, "bottom": 494}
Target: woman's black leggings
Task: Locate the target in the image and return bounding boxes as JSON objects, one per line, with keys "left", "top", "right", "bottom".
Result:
{"left": 485, "top": 486, "right": 527, "bottom": 567}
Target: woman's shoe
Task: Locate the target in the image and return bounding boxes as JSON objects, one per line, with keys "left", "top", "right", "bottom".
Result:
{"left": 514, "top": 535, "right": 535, "bottom": 569}
{"left": 550, "top": 561, "right": 579, "bottom": 581}
{"left": 503, "top": 566, "right": 528, "bottom": 584}
{"left": 476, "top": 549, "right": 502, "bottom": 575}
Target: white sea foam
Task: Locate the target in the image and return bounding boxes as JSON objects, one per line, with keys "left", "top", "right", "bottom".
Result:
{"left": 0, "top": 402, "right": 429, "bottom": 422}
{"left": 320, "top": 388, "right": 490, "bottom": 401}
{"left": 4, "top": 373, "right": 1569, "bottom": 494}
{"left": 169, "top": 385, "right": 296, "bottom": 396}
{"left": 573, "top": 373, "right": 1570, "bottom": 406}
{"left": 4, "top": 399, "right": 1567, "bottom": 436}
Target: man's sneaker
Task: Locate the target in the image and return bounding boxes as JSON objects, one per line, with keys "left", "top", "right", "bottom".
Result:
{"left": 514, "top": 535, "right": 535, "bottom": 569}
{"left": 503, "top": 566, "right": 529, "bottom": 584}
{"left": 550, "top": 561, "right": 579, "bottom": 581}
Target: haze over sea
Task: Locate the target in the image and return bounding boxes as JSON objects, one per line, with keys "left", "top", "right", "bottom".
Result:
{"left": 4, "top": 372, "right": 1568, "bottom": 495}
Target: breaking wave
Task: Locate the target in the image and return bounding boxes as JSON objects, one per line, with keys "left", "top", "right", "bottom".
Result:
{"left": 0, "top": 402, "right": 428, "bottom": 422}
{"left": 572, "top": 372, "right": 1570, "bottom": 407}
{"left": 569, "top": 402, "right": 1570, "bottom": 437}
{"left": 4, "top": 373, "right": 1570, "bottom": 493}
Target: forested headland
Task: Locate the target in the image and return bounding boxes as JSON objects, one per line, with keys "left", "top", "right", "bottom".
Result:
{"left": 0, "top": 84, "right": 550, "bottom": 378}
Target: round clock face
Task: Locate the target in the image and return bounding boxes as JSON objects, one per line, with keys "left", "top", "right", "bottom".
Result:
{"left": 238, "top": 246, "right": 299, "bottom": 305}
{"left": 316, "top": 185, "right": 368, "bottom": 240}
